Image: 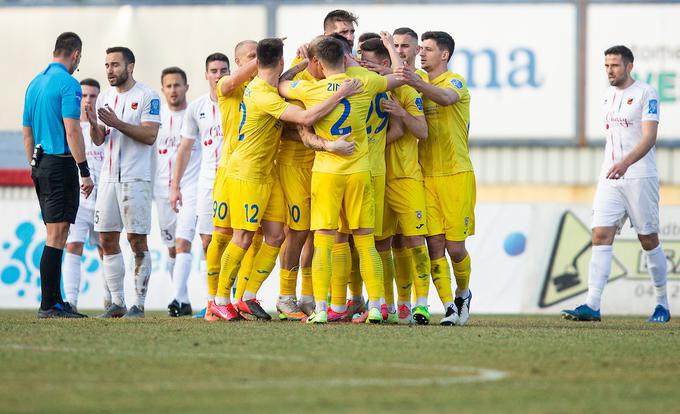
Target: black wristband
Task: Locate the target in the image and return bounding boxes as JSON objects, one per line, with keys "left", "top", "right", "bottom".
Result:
{"left": 77, "top": 161, "right": 91, "bottom": 178}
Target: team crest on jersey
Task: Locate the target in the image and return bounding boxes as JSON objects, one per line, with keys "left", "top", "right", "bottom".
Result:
{"left": 451, "top": 79, "right": 463, "bottom": 89}
{"left": 415, "top": 97, "right": 423, "bottom": 111}
{"left": 290, "top": 80, "right": 300, "bottom": 89}
{"left": 131, "top": 102, "right": 138, "bottom": 110}
{"left": 627, "top": 98, "right": 633, "bottom": 105}
{"left": 199, "top": 112, "right": 206, "bottom": 119}
{"left": 416, "top": 210, "right": 422, "bottom": 220}
{"left": 649, "top": 99, "right": 658, "bottom": 114}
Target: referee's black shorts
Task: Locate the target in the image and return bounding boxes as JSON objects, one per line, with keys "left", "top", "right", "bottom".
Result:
{"left": 31, "top": 155, "right": 79, "bottom": 224}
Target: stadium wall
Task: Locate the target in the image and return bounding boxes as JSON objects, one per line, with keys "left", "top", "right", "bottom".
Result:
{"left": 1, "top": 189, "right": 679, "bottom": 315}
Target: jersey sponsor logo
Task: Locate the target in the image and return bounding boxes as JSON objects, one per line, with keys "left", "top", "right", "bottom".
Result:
{"left": 415, "top": 97, "right": 423, "bottom": 111}
{"left": 150, "top": 99, "right": 161, "bottom": 115}
{"left": 131, "top": 102, "right": 138, "bottom": 110}
{"left": 290, "top": 80, "right": 300, "bottom": 89}
{"left": 627, "top": 98, "right": 634, "bottom": 105}
{"left": 648, "top": 99, "right": 658, "bottom": 114}
{"left": 199, "top": 112, "right": 206, "bottom": 119}
{"left": 451, "top": 79, "right": 464, "bottom": 89}
{"left": 605, "top": 113, "right": 632, "bottom": 128}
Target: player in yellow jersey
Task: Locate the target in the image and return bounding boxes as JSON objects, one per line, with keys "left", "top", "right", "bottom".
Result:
{"left": 359, "top": 36, "right": 430, "bottom": 325}
{"left": 197, "top": 40, "right": 257, "bottom": 321}
{"left": 280, "top": 36, "right": 403, "bottom": 324}
{"left": 395, "top": 31, "right": 476, "bottom": 326}
{"left": 210, "top": 38, "right": 361, "bottom": 321}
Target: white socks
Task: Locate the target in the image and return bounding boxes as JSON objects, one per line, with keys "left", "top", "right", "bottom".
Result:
{"left": 315, "top": 300, "right": 328, "bottom": 313}
{"left": 62, "top": 252, "right": 81, "bottom": 307}
{"left": 103, "top": 253, "right": 126, "bottom": 307}
{"left": 134, "top": 251, "right": 152, "bottom": 308}
{"left": 645, "top": 244, "right": 669, "bottom": 309}
{"left": 331, "top": 303, "right": 347, "bottom": 313}
{"left": 166, "top": 257, "right": 175, "bottom": 281}
{"left": 586, "top": 245, "right": 613, "bottom": 311}
{"left": 243, "top": 291, "right": 257, "bottom": 301}
{"left": 172, "top": 252, "right": 192, "bottom": 304}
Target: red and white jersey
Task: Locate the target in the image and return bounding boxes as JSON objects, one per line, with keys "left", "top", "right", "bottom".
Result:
{"left": 96, "top": 82, "right": 161, "bottom": 183}
{"left": 180, "top": 93, "right": 222, "bottom": 187}
{"left": 601, "top": 80, "right": 660, "bottom": 179}
{"left": 81, "top": 121, "right": 104, "bottom": 185}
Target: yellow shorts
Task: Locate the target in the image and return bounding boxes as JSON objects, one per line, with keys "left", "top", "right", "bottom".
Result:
{"left": 311, "top": 171, "right": 374, "bottom": 232}
{"left": 379, "top": 178, "right": 428, "bottom": 239}
{"left": 278, "top": 164, "right": 312, "bottom": 231}
{"left": 228, "top": 175, "right": 286, "bottom": 232}
{"left": 424, "top": 171, "right": 476, "bottom": 241}
{"left": 212, "top": 166, "right": 231, "bottom": 229}
{"left": 338, "top": 174, "right": 384, "bottom": 235}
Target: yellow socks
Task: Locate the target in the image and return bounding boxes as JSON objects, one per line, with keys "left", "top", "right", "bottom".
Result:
{"left": 279, "top": 267, "right": 298, "bottom": 298}
{"left": 353, "top": 234, "right": 384, "bottom": 304}
{"left": 409, "top": 245, "right": 431, "bottom": 307}
{"left": 300, "top": 267, "right": 313, "bottom": 298}
{"left": 243, "top": 242, "right": 281, "bottom": 301}
{"left": 312, "top": 233, "right": 334, "bottom": 307}
{"left": 330, "top": 242, "right": 351, "bottom": 309}
{"left": 206, "top": 231, "right": 231, "bottom": 300}
{"left": 348, "top": 247, "right": 363, "bottom": 299}
{"left": 452, "top": 253, "right": 471, "bottom": 296}
{"left": 431, "top": 256, "right": 453, "bottom": 307}
{"left": 393, "top": 247, "right": 414, "bottom": 304}
{"left": 215, "top": 242, "right": 246, "bottom": 305}
{"left": 235, "top": 233, "right": 263, "bottom": 300}
{"left": 379, "top": 249, "right": 395, "bottom": 306}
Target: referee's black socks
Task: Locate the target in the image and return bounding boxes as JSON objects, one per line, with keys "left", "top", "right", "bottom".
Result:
{"left": 40, "top": 246, "right": 64, "bottom": 310}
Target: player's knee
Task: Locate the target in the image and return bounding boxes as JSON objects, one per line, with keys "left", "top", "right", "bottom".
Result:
{"left": 66, "top": 242, "right": 84, "bottom": 256}
{"left": 447, "top": 243, "right": 467, "bottom": 263}
{"left": 592, "top": 227, "right": 615, "bottom": 246}
{"left": 175, "top": 238, "right": 191, "bottom": 253}
{"left": 403, "top": 235, "right": 425, "bottom": 248}
{"left": 265, "top": 230, "right": 285, "bottom": 247}
{"left": 168, "top": 246, "right": 176, "bottom": 258}
{"left": 638, "top": 233, "right": 659, "bottom": 251}
{"left": 46, "top": 223, "right": 69, "bottom": 248}
{"left": 426, "top": 235, "right": 446, "bottom": 259}
{"left": 127, "top": 234, "right": 149, "bottom": 253}
{"left": 375, "top": 237, "right": 392, "bottom": 251}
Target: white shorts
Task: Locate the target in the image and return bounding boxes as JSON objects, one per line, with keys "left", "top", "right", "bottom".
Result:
{"left": 94, "top": 181, "right": 152, "bottom": 234}
{"left": 591, "top": 177, "right": 660, "bottom": 235}
{"left": 67, "top": 189, "right": 99, "bottom": 246}
{"left": 195, "top": 184, "right": 214, "bottom": 236}
{"left": 155, "top": 195, "right": 177, "bottom": 247}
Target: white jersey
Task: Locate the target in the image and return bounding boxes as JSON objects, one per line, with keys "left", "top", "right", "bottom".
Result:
{"left": 96, "top": 82, "right": 161, "bottom": 183}
{"left": 180, "top": 93, "right": 222, "bottom": 187}
{"left": 155, "top": 106, "right": 192, "bottom": 196}
{"left": 600, "top": 80, "right": 660, "bottom": 179}
{"left": 81, "top": 121, "right": 104, "bottom": 185}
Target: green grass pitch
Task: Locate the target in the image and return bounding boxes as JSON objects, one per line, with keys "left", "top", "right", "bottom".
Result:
{"left": 1, "top": 311, "right": 678, "bottom": 413}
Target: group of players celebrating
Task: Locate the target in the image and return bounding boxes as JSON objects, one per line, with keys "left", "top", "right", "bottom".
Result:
{"left": 63, "top": 9, "right": 476, "bottom": 325}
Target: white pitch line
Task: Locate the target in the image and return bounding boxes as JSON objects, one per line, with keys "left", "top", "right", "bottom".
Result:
{"left": 0, "top": 343, "right": 508, "bottom": 387}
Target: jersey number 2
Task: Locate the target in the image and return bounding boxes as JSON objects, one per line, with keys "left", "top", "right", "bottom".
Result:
{"left": 330, "top": 99, "right": 352, "bottom": 136}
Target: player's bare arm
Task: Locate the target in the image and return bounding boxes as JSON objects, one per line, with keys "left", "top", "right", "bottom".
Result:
{"left": 86, "top": 102, "right": 106, "bottom": 146}
{"left": 382, "top": 31, "right": 404, "bottom": 71}
{"left": 395, "top": 65, "right": 460, "bottom": 106}
{"left": 297, "top": 125, "right": 354, "bottom": 155}
{"left": 382, "top": 98, "right": 427, "bottom": 140}
{"left": 607, "top": 120, "right": 658, "bottom": 179}
{"left": 281, "top": 122, "right": 302, "bottom": 142}
{"left": 169, "top": 137, "right": 194, "bottom": 212}
{"left": 64, "top": 117, "right": 94, "bottom": 198}
{"left": 22, "top": 126, "right": 34, "bottom": 164}
{"left": 278, "top": 78, "right": 362, "bottom": 127}
{"left": 280, "top": 58, "right": 309, "bottom": 81}
{"left": 385, "top": 116, "right": 404, "bottom": 145}
{"left": 219, "top": 58, "right": 258, "bottom": 97}
{"left": 97, "top": 106, "right": 159, "bottom": 145}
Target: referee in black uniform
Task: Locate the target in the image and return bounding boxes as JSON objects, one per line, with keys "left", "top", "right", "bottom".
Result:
{"left": 22, "top": 32, "right": 94, "bottom": 318}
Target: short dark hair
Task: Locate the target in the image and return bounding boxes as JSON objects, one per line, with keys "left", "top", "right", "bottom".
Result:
{"left": 358, "top": 32, "right": 380, "bottom": 44}
{"left": 323, "top": 9, "right": 358, "bottom": 32}
{"left": 106, "top": 46, "right": 135, "bottom": 65}
{"left": 605, "top": 45, "right": 634, "bottom": 65}
{"left": 79, "top": 78, "right": 100, "bottom": 89}
{"left": 53, "top": 32, "right": 82, "bottom": 57}
{"left": 256, "top": 38, "right": 284, "bottom": 69}
{"left": 329, "top": 33, "right": 353, "bottom": 55}
{"left": 393, "top": 27, "right": 418, "bottom": 41}
{"left": 360, "top": 38, "right": 390, "bottom": 65}
{"left": 161, "top": 66, "right": 187, "bottom": 84}
{"left": 422, "top": 31, "right": 455, "bottom": 62}
{"left": 205, "top": 52, "right": 230, "bottom": 71}
{"left": 309, "top": 36, "right": 346, "bottom": 68}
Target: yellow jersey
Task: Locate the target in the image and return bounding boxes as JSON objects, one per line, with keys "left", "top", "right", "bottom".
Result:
{"left": 419, "top": 71, "right": 472, "bottom": 176}
{"left": 385, "top": 84, "right": 425, "bottom": 181}
{"left": 285, "top": 69, "right": 388, "bottom": 175}
{"left": 416, "top": 68, "right": 428, "bottom": 82}
{"left": 366, "top": 88, "right": 390, "bottom": 177}
{"left": 226, "top": 76, "right": 289, "bottom": 183}
{"left": 290, "top": 54, "right": 316, "bottom": 82}
{"left": 277, "top": 67, "right": 315, "bottom": 168}
{"left": 216, "top": 77, "right": 248, "bottom": 167}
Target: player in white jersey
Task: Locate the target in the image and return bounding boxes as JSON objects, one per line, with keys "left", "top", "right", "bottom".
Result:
{"left": 170, "top": 53, "right": 229, "bottom": 313}
{"left": 62, "top": 78, "right": 105, "bottom": 312}
{"left": 154, "top": 66, "right": 200, "bottom": 317}
{"left": 87, "top": 47, "right": 161, "bottom": 318}
{"left": 562, "top": 45, "right": 670, "bottom": 323}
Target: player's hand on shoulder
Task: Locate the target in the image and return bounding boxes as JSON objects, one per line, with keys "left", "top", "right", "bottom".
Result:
{"left": 360, "top": 60, "right": 392, "bottom": 75}
{"left": 395, "top": 63, "right": 418, "bottom": 86}
{"left": 382, "top": 97, "right": 406, "bottom": 117}
{"left": 338, "top": 78, "right": 363, "bottom": 98}
{"left": 81, "top": 176, "right": 94, "bottom": 198}
{"left": 328, "top": 133, "right": 355, "bottom": 156}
